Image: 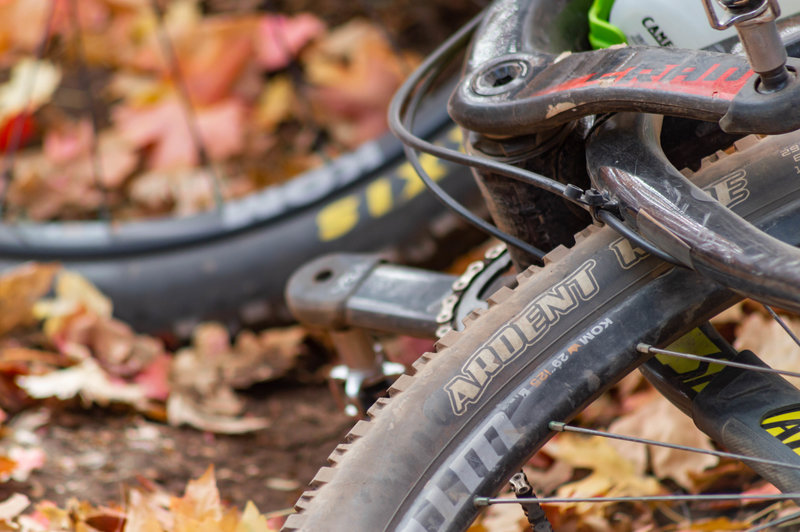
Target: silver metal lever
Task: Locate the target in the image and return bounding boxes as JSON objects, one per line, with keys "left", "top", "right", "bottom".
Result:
{"left": 702, "top": 0, "right": 791, "bottom": 91}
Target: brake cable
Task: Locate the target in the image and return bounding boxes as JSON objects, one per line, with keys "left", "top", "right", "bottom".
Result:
{"left": 390, "top": 11, "right": 685, "bottom": 267}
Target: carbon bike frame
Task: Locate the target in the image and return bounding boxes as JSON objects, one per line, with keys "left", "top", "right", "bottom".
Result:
{"left": 286, "top": 0, "right": 800, "bottom": 495}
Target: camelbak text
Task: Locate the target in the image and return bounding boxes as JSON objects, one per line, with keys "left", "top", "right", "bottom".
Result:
{"left": 445, "top": 260, "right": 599, "bottom": 415}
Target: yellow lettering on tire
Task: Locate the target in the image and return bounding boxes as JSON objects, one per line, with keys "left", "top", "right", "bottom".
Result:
{"left": 317, "top": 196, "right": 360, "bottom": 241}
{"left": 397, "top": 153, "right": 447, "bottom": 200}
{"left": 366, "top": 178, "right": 393, "bottom": 218}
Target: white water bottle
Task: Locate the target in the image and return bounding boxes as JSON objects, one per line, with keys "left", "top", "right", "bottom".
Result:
{"left": 609, "top": 0, "right": 800, "bottom": 50}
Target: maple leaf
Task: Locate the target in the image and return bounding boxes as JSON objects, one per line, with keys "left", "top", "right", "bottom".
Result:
{"left": 114, "top": 95, "right": 244, "bottom": 170}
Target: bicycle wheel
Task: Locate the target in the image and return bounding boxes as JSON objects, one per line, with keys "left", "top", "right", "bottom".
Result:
{"left": 283, "top": 126, "right": 800, "bottom": 531}
{"left": 0, "top": 117, "right": 483, "bottom": 335}
{"left": 0, "top": 2, "right": 485, "bottom": 335}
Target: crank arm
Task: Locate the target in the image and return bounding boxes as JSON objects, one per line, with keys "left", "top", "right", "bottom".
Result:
{"left": 285, "top": 253, "right": 456, "bottom": 338}
{"left": 587, "top": 112, "right": 800, "bottom": 314}
{"left": 449, "top": 29, "right": 800, "bottom": 136}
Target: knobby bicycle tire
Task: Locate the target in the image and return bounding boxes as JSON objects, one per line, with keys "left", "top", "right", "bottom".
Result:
{"left": 283, "top": 128, "right": 800, "bottom": 531}
{"left": 0, "top": 100, "right": 485, "bottom": 336}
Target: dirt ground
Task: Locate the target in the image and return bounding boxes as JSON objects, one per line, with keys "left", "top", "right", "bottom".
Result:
{"left": 1, "top": 382, "right": 352, "bottom": 514}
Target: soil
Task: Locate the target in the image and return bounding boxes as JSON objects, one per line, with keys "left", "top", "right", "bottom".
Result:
{"left": 0, "top": 382, "right": 352, "bottom": 514}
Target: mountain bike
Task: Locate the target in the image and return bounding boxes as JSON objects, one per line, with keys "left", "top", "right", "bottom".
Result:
{"left": 282, "top": 0, "right": 800, "bottom": 529}
{"left": 0, "top": 0, "right": 485, "bottom": 336}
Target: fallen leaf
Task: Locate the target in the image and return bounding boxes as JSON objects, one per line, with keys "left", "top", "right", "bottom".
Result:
{"left": 16, "top": 357, "right": 149, "bottom": 409}
{"left": 673, "top": 516, "right": 750, "bottom": 531}
{"left": 0, "top": 112, "right": 35, "bottom": 152}
{"left": 0, "top": 493, "right": 29, "bottom": 522}
{"left": 226, "top": 327, "right": 307, "bottom": 388}
{"left": 0, "top": 58, "right": 60, "bottom": 123}
{"left": 124, "top": 489, "right": 167, "bottom": 532}
{"left": 255, "top": 13, "right": 325, "bottom": 72}
{"left": 303, "top": 20, "right": 417, "bottom": 148}
{"left": 608, "top": 391, "right": 718, "bottom": 490}
{"left": 114, "top": 94, "right": 244, "bottom": 171}
{"left": 235, "top": 501, "right": 271, "bottom": 532}
{"left": 4, "top": 446, "right": 45, "bottom": 481}
{"left": 0, "top": 263, "right": 59, "bottom": 336}
{"left": 476, "top": 496, "right": 527, "bottom": 532}
{"left": 173, "top": 466, "right": 222, "bottom": 523}
{"left": 166, "top": 393, "right": 269, "bottom": 435}
{"left": 735, "top": 311, "right": 800, "bottom": 387}
{"left": 255, "top": 75, "right": 296, "bottom": 132}
{"left": 543, "top": 433, "right": 664, "bottom": 515}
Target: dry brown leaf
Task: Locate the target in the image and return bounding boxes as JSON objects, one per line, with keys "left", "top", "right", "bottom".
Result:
{"left": 608, "top": 391, "right": 718, "bottom": 490}
{"left": 226, "top": 327, "right": 307, "bottom": 388}
{"left": 0, "top": 263, "right": 59, "bottom": 336}
{"left": 166, "top": 393, "right": 269, "bottom": 435}
{"left": 543, "top": 433, "right": 663, "bottom": 515}
{"left": 735, "top": 311, "right": 800, "bottom": 388}
{"left": 303, "top": 19, "right": 417, "bottom": 148}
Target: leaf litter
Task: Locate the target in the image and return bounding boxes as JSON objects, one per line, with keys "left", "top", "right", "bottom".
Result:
{"left": 0, "top": 262, "right": 331, "bottom": 529}
{"left": 0, "top": 1, "right": 795, "bottom": 530}
{"left": 0, "top": 271, "right": 795, "bottom": 530}
{"left": 0, "top": 0, "right": 419, "bottom": 221}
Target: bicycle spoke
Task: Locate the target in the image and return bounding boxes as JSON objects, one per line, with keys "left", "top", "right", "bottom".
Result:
{"left": 148, "top": 0, "right": 225, "bottom": 209}
{"left": 549, "top": 422, "right": 800, "bottom": 471}
{"left": 637, "top": 343, "right": 800, "bottom": 379}
{"left": 747, "top": 509, "right": 800, "bottom": 531}
{"left": 68, "top": 0, "right": 111, "bottom": 221}
{"left": 474, "top": 493, "right": 800, "bottom": 506}
{"left": 765, "top": 305, "right": 800, "bottom": 350}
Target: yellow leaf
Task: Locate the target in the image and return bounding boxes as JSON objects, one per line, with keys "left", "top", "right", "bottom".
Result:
{"left": 34, "top": 270, "right": 112, "bottom": 338}
{"left": 235, "top": 502, "right": 270, "bottom": 532}
{"left": 0, "top": 262, "right": 59, "bottom": 336}
{"left": 0, "top": 58, "right": 61, "bottom": 123}
{"left": 171, "top": 466, "right": 223, "bottom": 524}
{"left": 256, "top": 76, "right": 295, "bottom": 132}
{"left": 544, "top": 433, "right": 664, "bottom": 515}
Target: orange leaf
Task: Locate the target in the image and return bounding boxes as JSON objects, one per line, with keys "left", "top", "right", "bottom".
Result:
{"left": 0, "top": 263, "right": 59, "bottom": 336}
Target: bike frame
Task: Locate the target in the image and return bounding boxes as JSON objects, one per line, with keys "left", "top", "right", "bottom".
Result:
{"left": 286, "top": 0, "right": 800, "bottom": 498}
